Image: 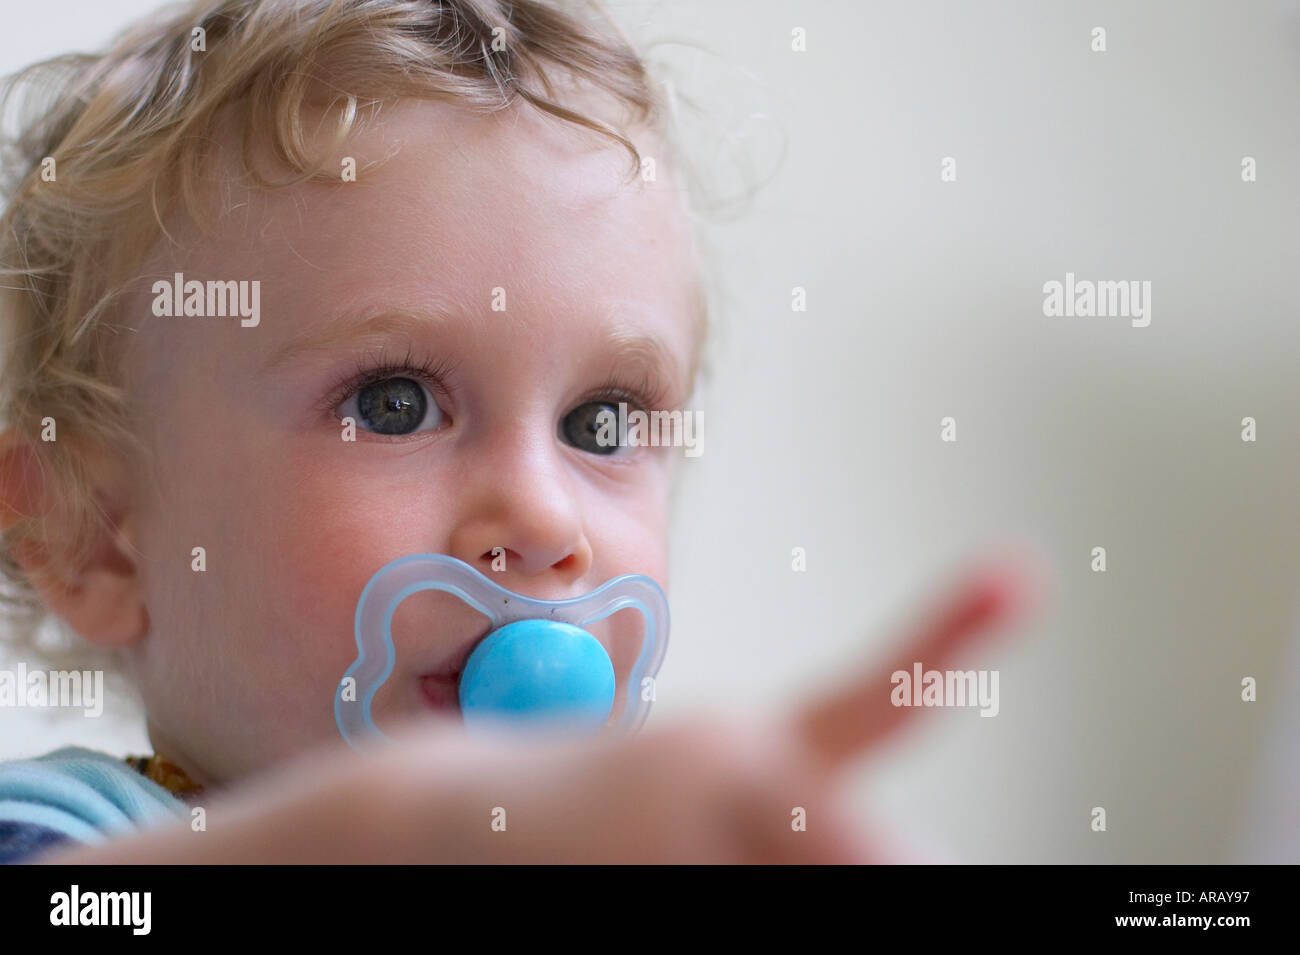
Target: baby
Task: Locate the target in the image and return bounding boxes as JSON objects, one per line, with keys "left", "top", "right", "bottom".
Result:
{"left": 0, "top": 0, "right": 1040, "bottom": 864}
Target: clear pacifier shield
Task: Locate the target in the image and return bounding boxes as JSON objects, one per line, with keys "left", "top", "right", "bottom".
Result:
{"left": 334, "top": 553, "right": 669, "bottom": 749}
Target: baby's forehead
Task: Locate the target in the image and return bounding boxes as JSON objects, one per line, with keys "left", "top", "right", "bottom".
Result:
{"left": 127, "top": 96, "right": 703, "bottom": 382}
{"left": 185, "top": 96, "right": 686, "bottom": 262}
{"left": 195, "top": 95, "right": 644, "bottom": 224}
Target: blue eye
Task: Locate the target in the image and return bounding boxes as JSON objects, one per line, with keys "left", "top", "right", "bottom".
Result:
{"left": 560, "top": 400, "right": 625, "bottom": 455}
{"left": 340, "top": 376, "right": 443, "bottom": 435}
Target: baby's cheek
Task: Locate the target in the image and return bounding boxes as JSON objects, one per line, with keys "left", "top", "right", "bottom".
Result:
{"left": 267, "top": 480, "right": 409, "bottom": 676}
{"left": 260, "top": 456, "right": 458, "bottom": 669}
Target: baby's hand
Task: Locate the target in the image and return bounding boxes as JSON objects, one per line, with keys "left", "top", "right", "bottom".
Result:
{"left": 357, "top": 549, "right": 1047, "bottom": 864}
{"left": 38, "top": 549, "right": 1044, "bottom": 864}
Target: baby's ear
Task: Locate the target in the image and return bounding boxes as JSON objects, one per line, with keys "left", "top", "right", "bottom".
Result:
{"left": 0, "top": 429, "right": 148, "bottom": 648}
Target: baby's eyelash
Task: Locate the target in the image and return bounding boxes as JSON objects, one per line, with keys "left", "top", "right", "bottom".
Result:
{"left": 318, "top": 346, "right": 459, "bottom": 417}
{"left": 581, "top": 369, "right": 670, "bottom": 413}
{"left": 315, "top": 348, "right": 671, "bottom": 419}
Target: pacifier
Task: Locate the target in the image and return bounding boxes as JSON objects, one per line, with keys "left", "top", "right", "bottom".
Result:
{"left": 334, "top": 554, "right": 669, "bottom": 749}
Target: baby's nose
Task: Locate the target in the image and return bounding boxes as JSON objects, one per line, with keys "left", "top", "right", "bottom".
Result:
{"left": 445, "top": 436, "right": 593, "bottom": 583}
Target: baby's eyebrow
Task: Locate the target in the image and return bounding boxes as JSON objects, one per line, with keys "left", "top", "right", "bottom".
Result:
{"left": 261, "top": 309, "right": 457, "bottom": 371}
{"left": 260, "top": 306, "right": 690, "bottom": 399}
{"left": 595, "top": 319, "right": 689, "bottom": 404}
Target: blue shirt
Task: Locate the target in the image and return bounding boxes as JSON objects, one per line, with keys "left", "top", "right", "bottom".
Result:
{"left": 0, "top": 746, "right": 188, "bottom": 863}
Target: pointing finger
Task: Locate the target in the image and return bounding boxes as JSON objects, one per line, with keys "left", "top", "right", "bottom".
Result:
{"left": 792, "top": 545, "right": 1049, "bottom": 774}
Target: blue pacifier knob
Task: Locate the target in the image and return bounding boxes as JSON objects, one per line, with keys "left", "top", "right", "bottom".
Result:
{"left": 459, "top": 620, "right": 616, "bottom": 733}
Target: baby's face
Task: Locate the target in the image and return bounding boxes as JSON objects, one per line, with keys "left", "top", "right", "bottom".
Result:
{"left": 117, "top": 98, "right": 701, "bottom": 784}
